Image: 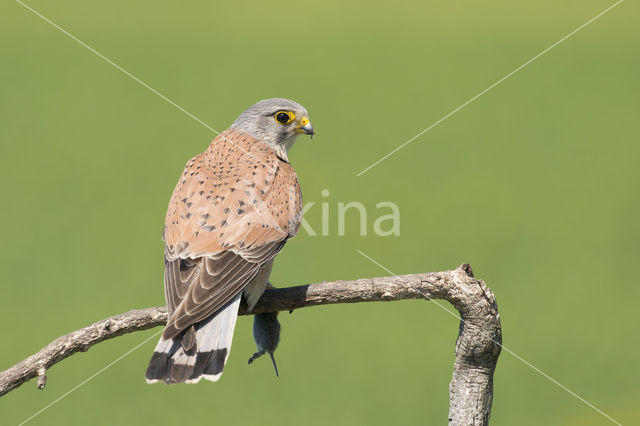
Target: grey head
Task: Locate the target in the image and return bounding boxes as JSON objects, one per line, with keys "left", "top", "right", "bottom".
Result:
{"left": 231, "top": 98, "right": 314, "bottom": 161}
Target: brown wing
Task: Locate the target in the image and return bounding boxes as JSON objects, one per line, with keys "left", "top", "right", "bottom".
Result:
{"left": 161, "top": 129, "right": 302, "bottom": 340}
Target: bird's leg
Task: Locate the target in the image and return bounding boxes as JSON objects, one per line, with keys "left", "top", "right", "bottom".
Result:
{"left": 248, "top": 350, "right": 265, "bottom": 364}
{"left": 265, "top": 282, "right": 294, "bottom": 314}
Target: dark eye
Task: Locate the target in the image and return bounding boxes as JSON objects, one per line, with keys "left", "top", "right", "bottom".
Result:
{"left": 274, "top": 111, "right": 295, "bottom": 125}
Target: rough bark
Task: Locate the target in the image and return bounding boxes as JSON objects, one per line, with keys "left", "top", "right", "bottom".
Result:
{"left": 0, "top": 263, "right": 501, "bottom": 425}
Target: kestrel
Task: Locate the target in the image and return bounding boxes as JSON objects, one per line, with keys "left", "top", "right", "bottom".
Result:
{"left": 145, "top": 98, "right": 313, "bottom": 384}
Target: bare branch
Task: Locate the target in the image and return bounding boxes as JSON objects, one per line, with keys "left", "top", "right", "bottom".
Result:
{"left": 0, "top": 263, "right": 501, "bottom": 426}
{"left": 0, "top": 308, "right": 166, "bottom": 398}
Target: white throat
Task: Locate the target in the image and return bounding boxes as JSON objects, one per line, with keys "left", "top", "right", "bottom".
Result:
{"left": 273, "top": 135, "right": 298, "bottom": 162}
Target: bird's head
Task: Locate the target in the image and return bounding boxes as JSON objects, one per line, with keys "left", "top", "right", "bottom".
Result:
{"left": 231, "top": 98, "right": 314, "bottom": 160}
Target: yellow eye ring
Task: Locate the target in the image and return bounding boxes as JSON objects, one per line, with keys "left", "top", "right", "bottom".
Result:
{"left": 274, "top": 110, "right": 295, "bottom": 125}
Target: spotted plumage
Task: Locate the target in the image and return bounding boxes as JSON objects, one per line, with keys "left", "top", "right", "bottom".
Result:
{"left": 146, "top": 98, "right": 313, "bottom": 384}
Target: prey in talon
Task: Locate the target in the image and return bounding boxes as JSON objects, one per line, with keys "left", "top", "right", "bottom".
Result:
{"left": 249, "top": 283, "right": 282, "bottom": 378}
{"left": 249, "top": 312, "right": 281, "bottom": 377}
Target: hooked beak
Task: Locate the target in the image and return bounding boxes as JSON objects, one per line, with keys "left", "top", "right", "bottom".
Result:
{"left": 296, "top": 116, "right": 315, "bottom": 138}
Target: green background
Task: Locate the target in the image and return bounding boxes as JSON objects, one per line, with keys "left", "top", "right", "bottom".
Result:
{"left": 1, "top": 0, "right": 638, "bottom": 424}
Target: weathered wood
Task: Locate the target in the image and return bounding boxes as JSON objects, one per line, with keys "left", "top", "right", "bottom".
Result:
{"left": 0, "top": 264, "right": 501, "bottom": 425}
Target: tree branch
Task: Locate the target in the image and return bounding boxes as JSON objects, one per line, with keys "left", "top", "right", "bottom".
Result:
{"left": 0, "top": 263, "right": 501, "bottom": 425}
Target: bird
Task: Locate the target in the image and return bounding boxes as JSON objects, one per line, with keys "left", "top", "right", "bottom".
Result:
{"left": 145, "top": 98, "right": 314, "bottom": 384}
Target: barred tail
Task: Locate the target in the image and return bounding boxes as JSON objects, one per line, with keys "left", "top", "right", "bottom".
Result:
{"left": 145, "top": 295, "right": 241, "bottom": 384}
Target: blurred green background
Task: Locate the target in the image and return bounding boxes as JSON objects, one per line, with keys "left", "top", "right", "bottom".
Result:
{"left": 1, "top": 0, "right": 638, "bottom": 424}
